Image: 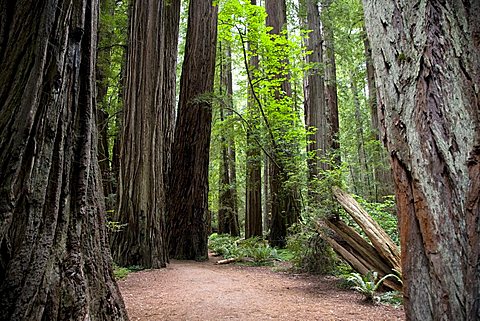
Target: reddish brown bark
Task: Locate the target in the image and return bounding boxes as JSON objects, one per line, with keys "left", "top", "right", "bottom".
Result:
{"left": 0, "top": 0, "right": 128, "bottom": 319}
{"left": 363, "top": 1, "right": 480, "bottom": 320}
{"left": 111, "top": 0, "right": 180, "bottom": 269}
{"left": 168, "top": 0, "right": 218, "bottom": 260}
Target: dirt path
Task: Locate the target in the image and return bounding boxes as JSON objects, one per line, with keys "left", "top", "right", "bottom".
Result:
{"left": 118, "top": 257, "right": 405, "bottom": 321}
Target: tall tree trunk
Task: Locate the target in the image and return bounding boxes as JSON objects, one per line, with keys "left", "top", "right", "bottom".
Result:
{"left": 96, "top": 0, "right": 115, "bottom": 201}
{"left": 363, "top": 1, "right": 480, "bottom": 320}
{"left": 321, "top": 0, "right": 340, "bottom": 162}
{"left": 301, "top": 0, "right": 327, "bottom": 186}
{"left": 265, "top": 0, "right": 301, "bottom": 247}
{"left": 351, "top": 77, "right": 373, "bottom": 200}
{"left": 111, "top": 0, "right": 180, "bottom": 268}
{"left": 168, "top": 0, "right": 218, "bottom": 260}
{"left": 245, "top": 0, "right": 263, "bottom": 238}
{"left": 0, "top": 1, "right": 128, "bottom": 319}
{"left": 218, "top": 42, "right": 240, "bottom": 236}
{"left": 163, "top": 0, "right": 181, "bottom": 178}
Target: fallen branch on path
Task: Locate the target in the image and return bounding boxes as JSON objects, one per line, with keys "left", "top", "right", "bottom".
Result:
{"left": 216, "top": 257, "right": 257, "bottom": 265}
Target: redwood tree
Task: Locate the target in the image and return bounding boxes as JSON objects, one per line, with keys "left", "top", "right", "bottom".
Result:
{"left": 301, "top": 0, "right": 327, "bottom": 182}
{"left": 0, "top": 0, "right": 128, "bottom": 319}
{"left": 168, "top": 0, "right": 218, "bottom": 260}
{"left": 110, "top": 0, "right": 180, "bottom": 268}
{"left": 363, "top": 1, "right": 480, "bottom": 320}
{"left": 321, "top": 0, "right": 340, "bottom": 160}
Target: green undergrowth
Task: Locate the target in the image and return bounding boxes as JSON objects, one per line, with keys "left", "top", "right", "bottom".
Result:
{"left": 208, "top": 233, "right": 283, "bottom": 266}
{"left": 341, "top": 271, "right": 403, "bottom": 307}
{"left": 113, "top": 264, "right": 144, "bottom": 279}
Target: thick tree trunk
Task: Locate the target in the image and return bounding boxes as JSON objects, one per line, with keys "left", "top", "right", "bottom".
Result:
{"left": 162, "top": 0, "right": 181, "bottom": 177}
{"left": 0, "top": 1, "right": 128, "bottom": 319}
{"left": 363, "top": 1, "right": 480, "bottom": 320}
{"left": 111, "top": 0, "right": 179, "bottom": 268}
{"left": 245, "top": 0, "right": 263, "bottom": 238}
{"left": 168, "top": 0, "right": 218, "bottom": 260}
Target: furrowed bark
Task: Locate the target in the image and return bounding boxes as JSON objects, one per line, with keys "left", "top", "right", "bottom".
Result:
{"left": 0, "top": 0, "right": 128, "bottom": 319}
{"left": 363, "top": 1, "right": 480, "bottom": 319}
{"left": 168, "top": 0, "right": 218, "bottom": 260}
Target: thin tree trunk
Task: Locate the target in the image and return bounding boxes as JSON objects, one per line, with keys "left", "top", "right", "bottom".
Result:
{"left": 96, "top": 0, "right": 115, "bottom": 200}
{"left": 351, "top": 77, "right": 373, "bottom": 200}
{"left": 218, "top": 43, "right": 240, "bottom": 236}
{"left": 265, "top": 0, "right": 301, "bottom": 248}
{"left": 321, "top": 0, "right": 340, "bottom": 162}
{"left": 301, "top": 0, "right": 327, "bottom": 186}
{"left": 363, "top": 33, "right": 379, "bottom": 139}
{"left": 168, "top": 0, "right": 218, "bottom": 260}
{"left": 0, "top": 1, "right": 128, "bottom": 319}
{"left": 363, "top": 1, "right": 480, "bottom": 320}
{"left": 245, "top": 0, "right": 263, "bottom": 238}
{"left": 263, "top": 154, "right": 270, "bottom": 234}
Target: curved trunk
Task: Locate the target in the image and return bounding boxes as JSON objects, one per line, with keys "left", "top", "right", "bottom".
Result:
{"left": 245, "top": 0, "right": 263, "bottom": 239}
{"left": 0, "top": 1, "right": 128, "bottom": 319}
{"left": 363, "top": 1, "right": 480, "bottom": 320}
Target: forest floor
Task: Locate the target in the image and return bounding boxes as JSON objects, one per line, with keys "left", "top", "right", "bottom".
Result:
{"left": 118, "top": 254, "right": 405, "bottom": 321}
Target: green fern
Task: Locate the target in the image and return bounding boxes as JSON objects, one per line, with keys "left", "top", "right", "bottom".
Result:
{"left": 346, "top": 271, "right": 401, "bottom": 303}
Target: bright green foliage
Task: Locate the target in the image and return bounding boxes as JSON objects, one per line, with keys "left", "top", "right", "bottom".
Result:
{"left": 208, "top": 0, "right": 398, "bottom": 271}
{"left": 112, "top": 264, "right": 144, "bottom": 280}
{"left": 209, "top": 0, "right": 313, "bottom": 238}
{"left": 208, "top": 233, "right": 280, "bottom": 265}
{"left": 208, "top": 233, "right": 242, "bottom": 259}
{"left": 345, "top": 271, "right": 402, "bottom": 303}
{"left": 357, "top": 195, "right": 399, "bottom": 245}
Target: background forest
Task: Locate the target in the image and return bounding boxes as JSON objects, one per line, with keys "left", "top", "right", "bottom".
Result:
{"left": 97, "top": 0, "right": 398, "bottom": 275}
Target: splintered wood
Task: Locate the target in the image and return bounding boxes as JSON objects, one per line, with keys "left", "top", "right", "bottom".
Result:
{"left": 318, "top": 187, "right": 402, "bottom": 291}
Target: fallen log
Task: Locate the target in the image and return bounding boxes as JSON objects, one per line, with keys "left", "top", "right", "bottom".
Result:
{"left": 325, "top": 220, "right": 392, "bottom": 275}
{"left": 332, "top": 186, "right": 401, "bottom": 272}
{"left": 317, "top": 225, "right": 401, "bottom": 291}
{"left": 216, "top": 257, "right": 238, "bottom": 265}
{"left": 216, "top": 257, "right": 256, "bottom": 265}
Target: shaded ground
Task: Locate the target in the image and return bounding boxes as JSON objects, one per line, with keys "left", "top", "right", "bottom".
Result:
{"left": 118, "top": 256, "right": 405, "bottom": 321}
